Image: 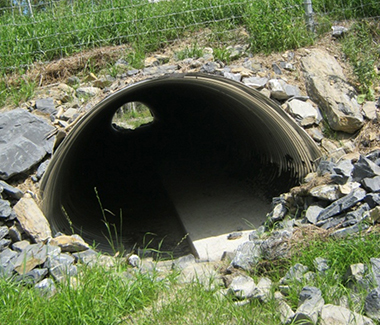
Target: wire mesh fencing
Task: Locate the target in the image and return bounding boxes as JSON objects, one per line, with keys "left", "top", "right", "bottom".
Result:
{"left": 0, "top": 0, "right": 379, "bottom": 73}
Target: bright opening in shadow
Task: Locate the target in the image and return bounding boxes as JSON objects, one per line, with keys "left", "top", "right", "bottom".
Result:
{"left": 112, "top": 102, "right": 154, "bottom": 130}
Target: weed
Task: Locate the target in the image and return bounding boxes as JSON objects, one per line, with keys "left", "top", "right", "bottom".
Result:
{"left": 175, "top": 44, "right": 204, "bottom": 60}
{"left": 341, "top": 21, "right": 380, "bottom": 99}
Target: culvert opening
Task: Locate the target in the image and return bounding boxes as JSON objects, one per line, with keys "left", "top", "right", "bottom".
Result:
{"left": 40, "top": 73, "right": 321, "bottom": 260}
{"left": 112, "top": 101, "right": 154, "bottom": 130}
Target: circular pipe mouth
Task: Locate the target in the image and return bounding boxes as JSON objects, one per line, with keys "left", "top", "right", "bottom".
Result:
{"left": 40, "top": 73, "right": 320, "bottom": 256}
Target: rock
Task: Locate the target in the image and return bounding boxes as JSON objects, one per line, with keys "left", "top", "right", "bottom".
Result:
{"left": 332, "top": 159, "right": 354, "bottom": 184}
{"left": 13, "top": 195, "right": 52, "bottom": 243}
{"left": 34, "top": 278, "right": 57, "bottom": 298}
{"left": 272, "top": 63, "right": 282, "bottom": 75}
{"left": 307, "top": 127, "right": 324, "bottom": 142}
{"left": 0, "top": 248, "right": 18, "bottom": 277}
{"left": 35, "top": 159, "right": 50, "bottom": 181}
{"left": 49, "top": 234, "right": 89, "bottom": 253}
{"left": 370, "top": 258, "right": 380, "bottom": 287}
{"left": 128, "top": 254, "right": 141, "bottom": 268}
{"left": 0, "top": 181, "right": 24, "bottom": 200}
{"left": 365, "top": 287, "right": 380, "bottom": 321}
{"left": 364, "top": 193, "right": 380, "bottom": 208}
{"left": 72, "top": 249, "right": 98, "bottom": 266}
{"left": 269, "top": 79, "right": 300, "bottom": 100}
{"left": 35, "top": 98, "right": 57, "bottom": 116}
{"left": 274, "top": 291, "right": 295, "bottom": 324}
{"left": 8, "top": 225, "right": 22, "bottom": 242}
{"left": 267, "top": 202, "right": 287, "bottom": 223}
{"left": 344, "top": 263, "right": 372, "bottom": 291}
{"left": 11, "top": 240, "right": 30, "bottom": 252}
{"left": 330, "top": 222, "right": 369, "bottom": 240}
{"left": 66, "top": 76, "right": 80, "bottom": 86}
{"left": 230, "top": 241, "right": 262, "bottom": 271}
{"left": 200, "top": 62, "right": 219, "bottom": 74}
{"left": 313, "top": 257, "right": 330, "bottom": 274}
{"left": 287, "top": 99, "right": 319, "bottom": 126}
{"left": 331, "top": 26, "right": 349, "bottom": 37}
{"left": 302, "top": 49, "right": 363, "bottom": 133}
{"left": 317, "top": 188, "right": 367, "bottom": 221}
{"left": 253, "top": 277, "right": 272, "bottom": 302}
{"left": 228, "top": 274, "right": 256, "bottom": 299}
{"left": 362, "top": 176, "right": 380, "bottom": 193}
{"left": 46, "top": 253, "right": 77, "bottom": 282}
{"left": 0, "top": 226, "right": 9, "bottom": 240}
{"left": 362, "top": 101, "right": 377, "bottom": 120}
{"left": 353, "top": 156, "right": 380, "bottom": 181}
{"left": 173, "top": 254, "right": 196, "bottom": 270}
{"left": 76, "top": 86, "right": 101, "bottom": 98}
{"left": 338, "top": 181, "right": 361, "bottom": 195}
{"left": 242, "top": 76, "right": 268, "bottom": 89}
{"left": 223, "top": 72, "right": 241, "bottom": 82}
{"left": 227, "top": 232, "right": 243, "bottom": 240}
{"left": 293, "top": 286, "right": 324, "bottom": 325}
{"left": 261, "top": 229, "right": 292, "bottom": 260}
{"left": 280, "top": 263, "right": 309, "bottom": 284}
{"left": 13, "top": 242, "right": 53, "bottom": 274}
{"left": 305, "top": 205, "right": 324, "bottom": 224}
{"left": 178, "top": 262, "right": 220, "bottom": 288}
{"left": 15, "top": 268, "right": 48, "bottom": 285}
{"left": 0, "top": 109, "right": 55, "bottom": 180}
{"left": 321, "top": 139, "right": 346, "bottom": 161}
{"left": 366, "top": 150, "right": 380, "bottom": 163}
{"left": 343, "top": 203, "right": 370, "bottom": 226}
{"left": 309, "top": 184, "right": 341, "bottom": 201}
{"left": 362, "top": 206, "right": 380, "bottom": 224}
{"left": 320, "top": 304, "right": 374, "bottom": 325}
{"left": 0, "top": 238, "right": 11, "bottom": 251}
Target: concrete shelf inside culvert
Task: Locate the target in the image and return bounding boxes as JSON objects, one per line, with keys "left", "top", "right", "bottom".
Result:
{"left": 40, "top": 73, "right": 320, "bottom": 260}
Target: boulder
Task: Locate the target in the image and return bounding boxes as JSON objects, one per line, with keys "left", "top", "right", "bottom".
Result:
{"left": 365, "top": 287, "right": 380, "bottom": 321}
{"left": 49, "top": 234, "right": 89, "bottom": 253}
{"left": 13, "top": 195, "right": 52, "bottom": 243}
{"left": 302, "top": 49, "right": 363, "bottom": 133}
{"left": 228, "top": 274, "right": 257, "bottom": 299}
{"left": 0, "top": 109, "right": 55, "bottom": 180}
{"left": 230, "top": 241, "right": 262, "bottom": 271}
{"left": 292, "top": 286, "right": 325, "bottom": 325}
{"left": 320, "top": 304, "right": 374, "bottom": 325}
{"left": 286, "top": 99, "right": 319, "bottom": 126}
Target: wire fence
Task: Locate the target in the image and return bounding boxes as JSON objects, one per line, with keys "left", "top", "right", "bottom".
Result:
{"left": 0, "top": 0, "right": 379, "bottom": 73}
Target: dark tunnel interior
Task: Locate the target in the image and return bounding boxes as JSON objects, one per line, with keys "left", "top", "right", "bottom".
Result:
{"left": 40, "top": 74, "right": 320, "bottom": 257}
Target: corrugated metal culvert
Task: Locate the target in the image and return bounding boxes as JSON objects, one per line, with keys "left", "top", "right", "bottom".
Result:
{"left": 40, "top": 73, "right": 320, "bottom": 256}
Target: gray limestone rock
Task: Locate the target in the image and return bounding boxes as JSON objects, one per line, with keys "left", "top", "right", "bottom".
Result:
{"left": 35, "top": 160, "right": 50, "bottom": 181}
{"left": 128, "top": 254, "right": 141, "bottom": 268}
{"left": 305, "top": 205, "right": 324, "bottom": 224}
{"left": 15, "top": 268, "right": 48, "bottom": 286}
{"left": 370, "top": 258, "right": 380, "bottom": 288}
{"left": 46, "top": 253, "right": 77, "bottom": 282}
{"left": 274, "top": 291, "right": 294, "bottom": 324}
{"left": 317, "top": 160, "right": 336, "bottom": 176}
{"left": 35, "top": 98, "right": 57, "bottom": 116}
{"left": 227, "top": 274, "right": 257, "bottom": 299}
{"left": 252, "top": 277, "right": 272, "bottom": 302}
{"left": 0, "top": 239, "right": 11, "bottom": 252}
{"left": 330, "top": 223, "right": 370, "bottom": 239}
{"left": 34, "top": 278, "right": 57, "bottom": 298}
{"left": 261, "top": 229, "right": 292, "bottom": 260}
{"left": 0, "top": 248, "right": 18, "bottom": 277}
{"left": 353, "top": 156, "right": 380, "bottom": 182}
{"left": 242, "top": 76, "right": 268, "bottom": 89}
{"left": 72, "top": 249, "right": 98, "bottom": 266}
{"left": 272, "top": 63, "right": 282, "bottom": 75}
{"left": 362, "top": 101, "right": 377, "bottom": 120}
{"left": 14, "top": 242, "right": 50, "bottom": 274}
{"left": 293, "top": 286, "right": 325, "bottom": 325}
{"left": 280, "top": 263, "right": 309, "bottom": 285}
{"left": 302, "top": 49, "right": 363, "bottom": 133}
{"left": 366, "top": 150, "right": 380, "bottom": 163}
{"left": 364, "top": 193, "right": 380, "bottom": 208}
{"left": 344, "top": 263, "right": 373, "bottom": 291}
{"left": 320, "top": 304, "right": 374, "bottom": 325}
{"left": 286, "top": 99, "right": 319, "bottom": 126}
{"left": 230, "top": 241, "right": 262, "bottom": 271}
{"left": 317, "top": 188, "right": 367, "bottom": 221}
{"left": 331, "top": 26, "right": 349, "bottom": 37}
{"left": 173, "top": 254, "right": 196, "bottom": 270}
{"left": 11, "top": 240, "right": 30, "bottom": 252}
{"left": 0, "top": 226, "right": 9, "bottom": 240}
{"left": 0, "top": 181, "right": 24, "bottom": 200}
{"left": 364, "top": 287, "right": 380, "bottom": 321}
{"left": 76, "top": 86, "right": 101, "bottom": 98}
{"left": 0, "top": 199, "right": 15, "bottom": 220}
{"left": 0, "top": 109, "right": 55, "bottom": 180}
{"left": 362, "top": 176, "right": 380, "bottom": 193}
{"left": 313, "top": 257, "right": 330, "bottom": 274}
{"left": 223, "top": 72, "right": 241, "bottom": 82}
{"left": 310, "top": 184, "right": 341, "bottom": 201}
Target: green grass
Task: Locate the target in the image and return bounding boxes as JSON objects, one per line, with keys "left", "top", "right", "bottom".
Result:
{"left": 1, "top": 229, "right": 380, "bottom": 324}
{"left": 0, "top": 262, "right": 172, "bottom": 325}
{"left": 0, "top": 0, "right": 379, "bottom": 106}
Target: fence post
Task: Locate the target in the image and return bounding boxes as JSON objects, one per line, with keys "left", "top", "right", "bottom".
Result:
{"left": 303, "top": 0, "right": 315, "bottom": 33}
